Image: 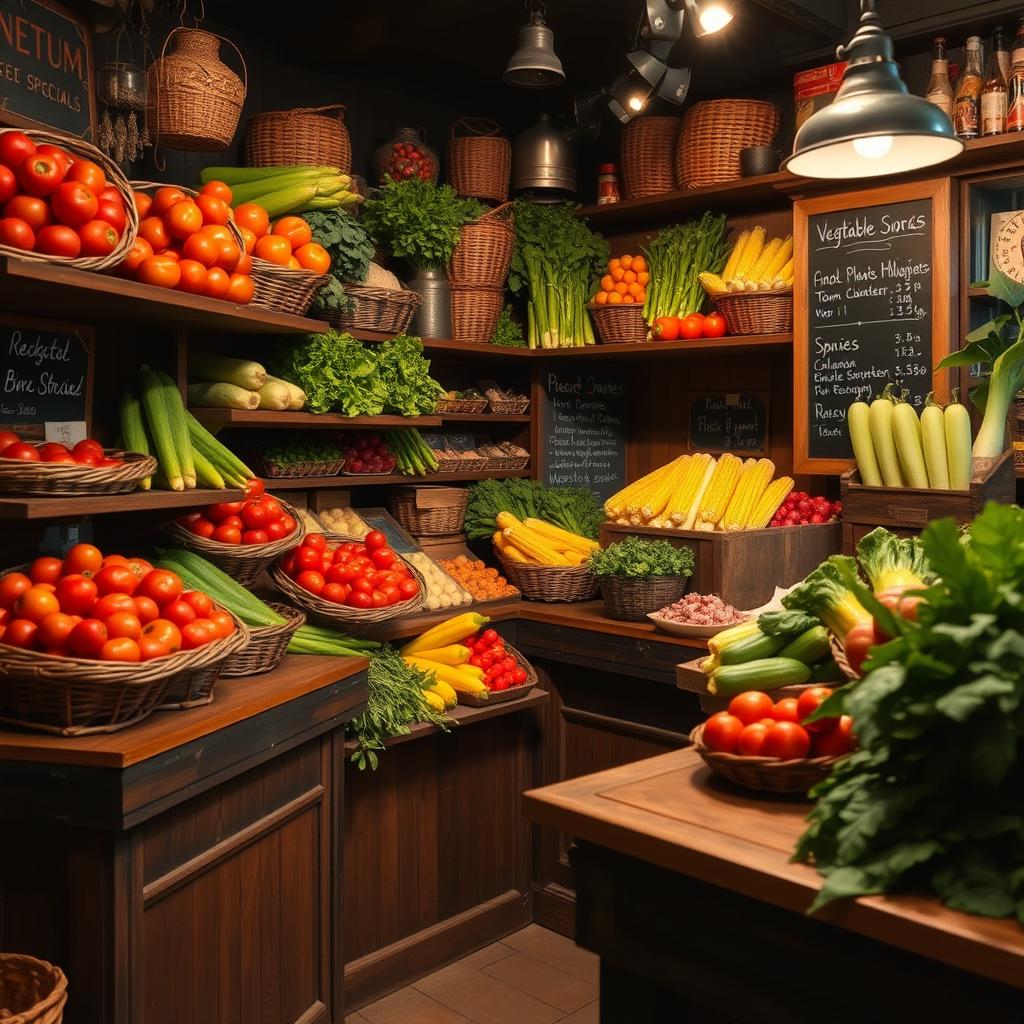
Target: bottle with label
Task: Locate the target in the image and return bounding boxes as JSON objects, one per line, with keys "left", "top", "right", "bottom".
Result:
{"left": 995, "top": 25, "right": 1012, "bottom": 82}
{"left": 983, "top": 27, "right": 1009, "bottom": 135}
{"left": 925, "top": 37, "right": 954, "bottom": 120}
{"left": 1007, "top": 16, "right": 1024, "bottom": 131}
{"left": 596, "top": 163, "right": 621, "bottom": 205}
{"left": 955, "top": 36, "right": 984, "bottom": 139}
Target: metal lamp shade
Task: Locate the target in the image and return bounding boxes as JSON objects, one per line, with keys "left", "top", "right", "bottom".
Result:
{"left": 504, "top": 19, "right": 565, "bottom": 88}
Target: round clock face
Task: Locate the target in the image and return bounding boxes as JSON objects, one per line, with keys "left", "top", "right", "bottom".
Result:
{"left": 993, "top": 210, "right": 1024, "bottom": 284}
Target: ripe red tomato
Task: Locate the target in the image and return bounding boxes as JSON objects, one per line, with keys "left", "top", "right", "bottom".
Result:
{"left": 212, "top": 524, "right": 242, "bottom": 544}
{"left": 226, "top": 272, "right": 254, "bottom": 305}
{"left": 142, "top": 618, "right": 181, "bottom": 652}
{"left": 0, "top": 216, "right": 34, "bottom": 250}
{"left": 762, "top": 721, "right": 811, "bottom": 760}
{"left": 204, "top": 266, "right": 231, "bottom": 299}
{"left": 55, "top": 575, "right": 96, "bottom": 616}
{"left": 138, "top": 636, "right": 170, "bottom": 661}
{"left": 181, "top": 621, "right": 215, "bottom": 650}
{"left": 679, "top": 313, "right": 705, "bottom": 340}
{"left": 702, "top": 312, "right": 727, "bottom": 338}
{"left": 243, "top": 477, "right": 265, "bottom": 498}
{"left": 92, "top": 593, "right": 136, "bottom": 620}
{"left": 736, "top": 721, "right": 771, "bottom": 756}
{"left": 365, "top": 530, "right": 387, "bottom": 550}
{"left": 296, "top": 570, "right": 326, "bottom": 595}
{"left": 92, "top": 565, "right": 138, "bottom": 597}
{"left": 78, "top": 220, "right": 120, "bottom": 258}
{"left": 4, "top": 618, "right": 38, "bottom": 649}
{"left": 727, "top": 691, "right": 775, "bottom": 726}
{"left": 187, "top": 516, "right": 215, "bottom": 539}
{"left": 240, "top": 500, "right": 269, "bottom": 529}
{"left": 346, "top": 590, "right": 373, "bottom": 609}
{"left": 72, "top": 439, "right": 104, "bottom": 461}
{"left": 207, "top": 609, "right": 235, "bottom": 639}
{"left": 132, "top": 595, "right": 160, "bottom": 624}
{"left": 100, "top": 637, "right": 140, "bottom": 662}
{"left": 166, "top": 199, "right": 204, "bottom": 240}
{"left": 652, "top": 316, "right": 681, "bottom": 341}
{"left": 66, "top": 160, "right": 107, "bottom": 194}
{"left": 162, "top": 599, "right": 197, "bottom": 628}
{"left": 95, "top": 199, "right": 127, "bottom": 235}
{"left": 771, "top": 697, "right": 801, "bottom": 723}
{"left": 16, "top": 153, "right": 66, "bottom": 196}
{"left": 398, "top": 578, "right": 419, "bottom": 600}
{"left": 843, "top": 621, "right": 876, "bottom": 676}
{"left": 29, "top": 557, "right": 64, "bottom": 585}
{"left": 371, "top": 547, "right": 396, "bottom": 569}
{"left": 136, "top": 569, "right": 183, "bottom": 607}
{"left": 812, "top": 715, "right": 856, "bottom": 757}
{"left": 5, "top": 194, "right": 50, "bottom": 231}
{"left": 0, "top": 431, "right": 20, "bottom": 454}
{"left": 51, "top": 181, "right": 98, "bottom": 227}
{"left": 2, "top": 441, "right": 39, "bottom": 461}
{"left": 105, "top": 612, "right": 142, "bottom": 641}
{"left": 241, "top": 529, "right": 269, "bottom": 545}
{"left": 796, "top": 686, "right": 836, "bottom": 732}
{"left": 33, "top": 144, "right": 70, "bottom": 173}
{"left": 181, "top": 591, "right": 213, "bottom": 618}
{"left": 36, "top": 225, "right": 81, "bottom": 258}
{"left": 37, "top": 611, "right": 77, "bottom": 649}
{"left": 37, "top": 442, "right": 70, "bottom": 462}
{"left": 150, "top": 185, "right": 185, "bottom": 216}
{"left": 136, "top": 254, "right": 181, "bottom": 289}
{"left": 14, "top": 586, "right": 60, "bottom": 623}
{"left": 702, "top": 711, "right": 744, "bottom": 753}
{"left": 206, "top": 501, "right": 243, "bottom": 522}
{"left": 176, "top": 258, "right": 208, "bottom": 295}
{"left": 138, "top": 215, "right": 171, "bottom": 251}
{"left": 67, "top": 618, "right": 108, "bottom": 657}
{"left": 63, "top": 543, "right": 102, "bottom": 577}
{"left": 0, "top": 131, "right": 36, "bottom": 169}
{"left": 294, "top": 547, "right": 323, "bottom": 572}
{"left": 278, "top": 513, "right": 296, "bottom": 535}
{"left": 0, "top": 164, "right": 14, "bottom": 205}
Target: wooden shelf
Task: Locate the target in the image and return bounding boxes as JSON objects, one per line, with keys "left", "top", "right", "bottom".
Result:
{"left": 967, "top": 286, "right": 998, "bottom": 301}
{"left": 355, "top": 334, "right": 532, "bottom": 357}
{"left": 438, "top": 412, "right": 531, "bottom": 423}
{"left": 190, "top": 408, "right": 444, "bottom": 429}
{"left": 0, "top": 256, "right": 327, "bottom": 334}
{"left": 0, "top": 486, "right": 246, "bottom": 521}
{"left": 265, "top": 469, "right": 531, "bottom": 489}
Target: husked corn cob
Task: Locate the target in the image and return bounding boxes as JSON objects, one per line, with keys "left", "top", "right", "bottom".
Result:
{"left": 749, "top": 237, "right": 783, "bottom": 282}
{"left": 681, "top": 457, "right": 718, "bottom": 529}
{"left": 746, "top": 476, "right": 794, "bottom": 529}
{"left": 777, "top": 257, "right": 793, "bottom": 282}
{"left": 699, "top": 271, "right": 728, "bottom": 295}
{"left": 501, "top": 543, "right": 529, "bottom": 563}
{"left": 727, "top": 277, "right": 747, "bottom": 292}
{"left": 641, "top": 455, "right": 693, "bottom": 521}
{"left": 625, "top": 455, "right": 689, "bottom": 518}
{"left": 735, "top": 226, "right": 765, "bottom": 276}
{"left": 694, "top": 453, "right": 742, "bottom": 531}
{"left": 763, "top": 236, "right": 793, "bottom": 280}
{"left": 495, "top": 511, "right": 524, "bottom": 531}
{"left": 666, "top": 454, "right": 711, "bottom": 525}
{"left": 605, "top": 456, "right": 685, "bottom": 518}
{"left": 502, "top": 524, "right": 572, "bottom": 565}
{"left": 523, "top": 518, "right": 599, "bottom": 554}
{"left": 722, "top": 229, "right": 750, "bottom": 280}
{"left": 721, "top": 458, "right": 776, "bottom": 530}
{"left": 493, "top": 530, "right": 505, "bottom": 550}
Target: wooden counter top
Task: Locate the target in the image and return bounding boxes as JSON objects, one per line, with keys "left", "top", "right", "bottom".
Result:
{"left": 523, "top": 748, "right": 1024, "bottom": 991}
{"left": 518, "top": 600, "right": 709, "bottom": 650}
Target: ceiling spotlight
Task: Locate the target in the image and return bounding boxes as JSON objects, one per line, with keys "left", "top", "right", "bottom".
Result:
{"left": 608, "top": 69, "right": 653, "bottom": 123}
{"left": 627, "top": 49, "right": 668, "bottom": 88}
{"left": 504, "top": 1, "right": 565, "bottom": 89}
{"left": 684, "top": 0, "right": 733, "bottom": 36}
{"left": 641, "top": 0, "right": 686, "bottom": 59}
{"left": 656, "top": 65, "right": 692, "bottom": 103}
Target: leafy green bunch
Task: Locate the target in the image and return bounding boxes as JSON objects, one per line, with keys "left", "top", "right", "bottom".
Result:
{"left": 491, "top": 304, "right": 527, "bottom": 348}
{"left": 304, "top": 208, "right": 375, "bottom": 316}
{"left": 797, "top": 503, "right": 1024, "bottom": 924}
{"left": 465, "top": 478, "right": 604, "bottom": 540}
{"left": 587, "top": 536, "right": 694, "bottom": 579}
{"left": 374, "top": 334, "right": 446, "bottom": 416}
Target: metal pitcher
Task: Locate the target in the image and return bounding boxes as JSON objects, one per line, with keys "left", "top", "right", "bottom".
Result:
{"left": 409, "top": 268, "right": 452, "bottom": 339}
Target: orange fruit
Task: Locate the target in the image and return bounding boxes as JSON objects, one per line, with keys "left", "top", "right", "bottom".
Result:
{"left": 637, "top": 271, "right": 650, "bottom": 285}
{"left": 627, "top": 282, "right": 642, "bottom": 297}
{"left": 614, "top": 281, "right": 629, "bottom": 295}
{"left": 611, "top": 267, "right": 625, "bottom": 282}
{"left": 632, "top": 255, "right": 647, "bottom": 273}
{"left": 595, "top": 290, "right": 609, "bottom": 304}
{"left": 607, "top": 290, "right": 623, "bottom": 304}
{"left": 620, "top": 254, "right": 633, "bottom": 270}
{"left": 600, "top": 274, "right": 614, "bottom": 292}
{"left": 608, "top": 258, "right": 621, "bottom": 272}
{"left": 623, "top": 269, "right": 637, "bottom": 284}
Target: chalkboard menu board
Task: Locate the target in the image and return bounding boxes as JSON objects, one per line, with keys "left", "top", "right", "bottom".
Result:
{"left": 794, "top": 180, "right": 951, "bottom": 472}
{"left": 540, "top": 369, "right": 627, "bottom": 502}
{"left": 0, "top": 0, "right": 96, "bottom": 140}
{"left": 0, "top": 318, "right": 92, "bottom": 439}
{"left": 689, "top": 392, "right": 767, "bottom": 454}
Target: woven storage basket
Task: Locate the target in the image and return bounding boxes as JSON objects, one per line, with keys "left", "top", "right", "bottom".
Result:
{"left": 390, "top": 486, "right": 468, "bottom": 535}
{"left": 713, "top": 289, "right": 792, "bottom": 335}
{"left": 0, "top": 954, "right": 67, "bottom": 1024}
{"left": 689, "top": 724, "right": 842, "bottom": 795}
{"left": 621, "top": 116, "right": 680, "bottom": 198}
{"left": 163, "top": 500, "right": 306, "bottom": 587}
{"left": 156, "top": 613, "right": 250, "bottom": 709}
{"left": 250, "top": 259, "right": 329, "bottom": 317}
{"left": 496, "top": 552, "right": 599, "bottom": 603}
{"left": 452, "top": 287, "right": 504, "bottom": 343}
{"left": 220, "top": 602, "right": 304, "bottom": 678}
{"left": 830, "top": 633, "right": 860, "bottom": 681}
{"left": 448, "top": 118, "right": 511, "bottom": 203}
{"left": 487, "top": 393, "right": 530, "bottom": 415}
{"left": 258, "top": 455, "right": 345, "bottom": 479}
{"left": 269, "top": 541, "right": 426, "bottom": 631}
{"left": 0, "top": 449, "right": 155, "bottom": 497}
{"left": 589, "top": 303, "right": 648, "bottom": 344}
{"left": 148, "top": 27, "right": 246, "bottom": 152}
{"left": 600, "top": 575, "right": 689, "bottom": 622}
{"left": 0, "top": 129, "right": 137, "bottom": 271}
{"left": 676, "top": 100, "right": 780, "bottom": 189}
{"left": 456, "top": 644, "right": 537, "bottom": 707}
{"left": 246, "top": 105, "right": 351, "bottom": 172}
{"left": 327, "top": 285, "right": 421, "bottom": 334}
{"left": 450, "top": 203, "right": 514, "bottom": 288}
{"left": 0, "top": 613, "right": 248, "bottom": 735}
{"left": 436, "top": 395, "right": 488, "bottom": 414}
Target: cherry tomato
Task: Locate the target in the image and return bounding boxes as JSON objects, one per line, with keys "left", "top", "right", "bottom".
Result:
{"left": 182, "top": 591, "right": 213, "bottom": 618}
{"left": 105, "top": 611, "right": 142, "bottom": 641}
{"left": 137, "top": 254, "right": 181, "bottom": 289}
{"left": 36, "top": 225, "right": 81, "bottom": 258}
{"left": 727, "top": 691, "right": 776, "bottom": 725}
{"left": 37, "top": 611, "right": 77, "bottom": 649}
{"left": 5, "top": 194, "right": 50, "bottom": 231}
{"left": 812, "top": 715, "right": 856, "bottom": 757}
{"left": 142, "top": 618, "right": 182, "bottom": 652}
{"left": 55, "top": 575, "right": 96, "bottom": 615}
{"left": 843, "top": 621, "right": 876, "bottom": 677}
{"left": 66, "top": 160, "right": 107, "bottom": 194}
{"left": 162, "top": 599, "right": 197, "bottom": 628}
{"left": 737, "top": 721, "right": 772, "bottom": 756}
{"left": 51, "top": 181, "right": 98, "bottom": 227}
{"left": 132, "top": 595, "right": 160, "bottom": 624}
{"left": 296, "top": 570, "right": 325, "bottom": 595}
{"left": 136, "top": 569, "right": 183, "bottom": 608}
{"left": 679, "top": 313, "right": 705, "bottom": 340}
{"left": 652, "top": 316, "right": 680, "bottom": 341}
{"left": 138, "top": 636, "right": 170, "bottom": 661}
{"left": 0, "top": 131, "right": 36, "bottom": 169}
{"left": 100, "top": 637, "right": 140, "bottom": 662}
{"left": 17, "top": 153, "right": 66, "bottom": 196}
{"left": 78, "top": 220, "right": 120, "bottom": 258}
{"left": 796, "top": 686, "right": 836, "bottom": 732}
{"left": 762, "top": 721, "right": 811, "bottom": 760}
{"left": 67, "top": 618, "right": 107, "bottom": 657}
{"left": 0, "top": 216, "right": 34, "bottom": 250}
{"left": 3, "top": 618, "right": 38, "bottom": 649}
{"left": 701, "top": 312, "right": 727, "bottom": 338}
{"left": 29, "top": 557, "right": 63, "bottom": 585}
{"left": 771, "top": 697, "right": 801, "bottom": 723}
{"left": 702, "top": 711, "right": 744, "bottom": 753}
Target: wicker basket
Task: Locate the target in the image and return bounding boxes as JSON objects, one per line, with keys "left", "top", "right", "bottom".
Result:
{"left": 496, "top": 552, "right": 599, "bottom": 603}
{"left": 390, "top": 486, "right": 468, "bottom": 535}
{"left": 621, "top": 116, "right": 680, "bottom": 199}
{"left": 689, "top": 724, "right": 842, "bottom": 795}
{"left": 589, "top": 302, "right": 648, "bottom": 344}
{"left": 830, "top": 633, "right": 860, "bottom": 681}
{"left": 246, "top": 105, "right": 351, "bottom": 172}
{"left": 600, "top": 575, "right": 689, "bottom": 622}
{"left": 148, "top": 28, "right": 246, "bottom": 152}
{"left": 250, "top": 258, "right": 329, "bottom": 317}
{"left": 269, "top": 545, "right": 426, "bottom": 631}
{"left": 436, "top": 395, "right": 489, "bottom": 414}
{"left": 456, "top": 644, "right": 537, "bottom": 707}
{"left": 0, "top": 449, "right": 155, "bottom": 497}
{"left": 326, "top": 285, "right": 421, "bottom": 334}
{"left": 220, "top": 601, "right": 305, "bottom": 678}
{"left": 450, "top": 203, "right": 514, "bottom": 288}
{"left": 486, "top": 393, "right": 530, "bottom": 415}
{"left": 0, "top": 617, "right": 248, "bottom": 735}
{"left": 0, "top": 954, "right": 67, "bottom": 1024}
{"left": 0, "top": 129, "right": 138, "bottom": 271}
{"left": 451, "top": 287, "right": 504, "bottom": 343}
{"left": 163, "top": 500, "right": 306, "bottom": 587}
{"left": 712, "top": 289, "right": 792, "bottom": 336}
{"left": 448, "top": 118, "right": 511, "bottom": 203}
{"left": 676, "top": 100, "right": 780, "bottom": 189}
{"left": 156, "top": 614, "right": 250, "bottom": 709}
{"left": 258, "top": 455, "right": 344, "bottom": 479}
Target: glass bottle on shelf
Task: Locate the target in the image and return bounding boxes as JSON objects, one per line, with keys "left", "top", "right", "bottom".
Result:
{"left": 1007, "top": 16, "right": 1024, "bottom": 131}
{"left": 954, "top": 36, "right": 984, "bottom": 139}
{"left": 925, "top": 37, "right": 954, "bottom": 121}
{"left": 983, "top": 27, "right": 1009, "bottom": 135}
{"left": 995, "top": 24, "right": 1012, "bottom": 82}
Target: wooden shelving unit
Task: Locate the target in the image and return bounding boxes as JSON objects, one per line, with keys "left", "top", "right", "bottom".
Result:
{"left": 190, "top": 408, "right": 445, "bottom": 429}
{"left": 266, "top": 469, "right": 531, "bottom": 489}
{"left": 0, "top": 487, "right": 247, "bottom": 521}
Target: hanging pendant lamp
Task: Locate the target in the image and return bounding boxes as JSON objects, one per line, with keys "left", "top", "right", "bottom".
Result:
{"left": 783, "top": 0, "right": 963, "bottom": 179}
{"left": 504, "top": 2, "right": 565, "bottom": 88}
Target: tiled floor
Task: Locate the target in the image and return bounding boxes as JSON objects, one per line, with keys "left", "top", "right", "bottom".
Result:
{"left": 346, "top": 925, "right": 599, "bottom": 1024}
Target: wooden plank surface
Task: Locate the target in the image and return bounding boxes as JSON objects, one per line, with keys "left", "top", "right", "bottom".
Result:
{"left": 523, "top": 748, "right": 1024, "bottom": 990}
{"left": 0, "top": 486, "right": 246, "bottom": 521}
{"left": 518, "top": 600, "right": 709, "bottom": 650}
{"left": 190, "top": 409, "right": 444, "bottom": 429}
{"left": 0, "top": 655, "right": 368, "bottom": 769}
{"left": 266, "top": 469, "right": 531, "bottom": 489}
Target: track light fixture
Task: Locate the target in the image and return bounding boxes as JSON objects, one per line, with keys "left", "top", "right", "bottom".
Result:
{"left": 684, "top": 0, "right": 733, "bottom": 37}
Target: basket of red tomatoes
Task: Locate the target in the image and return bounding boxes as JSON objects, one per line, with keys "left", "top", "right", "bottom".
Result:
{"left": 689, "top": 686, "right": 854, "bottom": 794}
{"left": 0, "top": 544, "right": 249, "bottom": 735}
{"left": 0, "top": 129, "right": 138, "bottom": 270}
{"left": 0, "top": 432, "right": 156, "bottom": 496}
{"left": 167, "top": 485, "right": 305, "bottom": 587}
{"left": 269, "top": 530, "right": 425, "bottom": 630}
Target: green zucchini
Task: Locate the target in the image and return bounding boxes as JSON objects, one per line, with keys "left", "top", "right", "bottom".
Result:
{"left": 777, "top": 625, "right": 830, "bottom": 665}
{"left": 717, "top": 630, "right": 788, "bottom": 666}
{"left": 119, "top": 389, "right": 152, "bottom": 490}
{"left": 708, "top": 657, "right": 812, "bottom": 697}
{"left": 139, "top": 368, "right": 183, "bottom": 490}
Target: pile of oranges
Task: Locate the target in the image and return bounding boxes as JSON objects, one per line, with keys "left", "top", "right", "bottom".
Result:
{"left": 593, "top": 254, "right": 649, "bottom": 306}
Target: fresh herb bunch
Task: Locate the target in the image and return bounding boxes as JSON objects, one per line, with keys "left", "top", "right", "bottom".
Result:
{"left": 587, "top": 537, "right": 694, "bottom": 579}
{"left": 348, "top": 646, "right": 449, "bottom": 770}
{"left": 362, "top": 178, "right": 484, "bottom": 270}
{"left": 491, "top": 304, "right": 527, "bottom": 348}
{"left": 536, "top": 486, "right": 604, "bottom": 539}
{"left": 465, "top": 479, "right": 604, "bottom": 540}
{"left": 642, "top": 213, "right": 729, "bottom": 323}
{"left": 374, "top": 334, "right": 446, "bottom": 416}
{"left": 263, "top": 435, "right": 342, "bottom": 466}
{"left": 304, "top": 208, "right": 375, "bottom": 317}
{"left": 797, "top": 504, "right": 1024, "bottom": 922}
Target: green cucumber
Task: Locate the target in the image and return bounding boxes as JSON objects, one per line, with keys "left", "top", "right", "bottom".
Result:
{"left": 154, "top": 371, "right": 195, "bottom": 488}
{"left": 708, "top": 658, "right": 812, "bottom": 697}
{"left": 139, "top": 368, "right": 183, "bottom": 490}
{"left": 777, "top": 626, "right": 830, "bottom": 665}
{"left": 717, "top": 630, "right": 789, "bottom": 666}
{"left": 119, "top": 388, "right": 152, "bottom": 490}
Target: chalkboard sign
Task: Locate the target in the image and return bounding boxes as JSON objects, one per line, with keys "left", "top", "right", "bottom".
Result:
{"left": 540, "top": 369, "right": 627, "bottom": 502}
{"left": 0, "top": 317, "right": 93, "bottom": 440}
{"left": 794, "top": 179, "right": 952, "bottom": 473}
{"left": 688, "top": 392, "right": 768, "bottom": 454}
{"left": 0, "top": 0, "right": 96, "bottom": 140}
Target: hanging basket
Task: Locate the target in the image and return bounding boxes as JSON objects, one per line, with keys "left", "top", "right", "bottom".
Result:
{"left": 448, "top": 117, "right": 511, "bottom": 203}
{"left": 451, "top": 287, "right": 504, "bottom": 343}
{"left": 621, "top": 116, "right": 680, "bottom": 199}
{"left": 148, "top": 27, "right": 246, "bottom": 152}
{"left": 245, "top": 104, "right": 351, "bottom": 172}
{"left": 450, "top": 203, "right": 514, "bottom": 288}
{"left": 676, "top": 100, "right": 780, "bottom": 189}
{"left": 0, "top": 953, "right": 67, "bottom": 1024}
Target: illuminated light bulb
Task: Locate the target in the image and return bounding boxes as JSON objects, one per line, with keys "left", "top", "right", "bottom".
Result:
{"left": 628, "top": 93, "right": 647, "bottom": 112}
{"left": 852, "top": 134, "right": 894, "bottom": 159}
{"left": 698, "top": 4, "right": 733, "bottom": 34}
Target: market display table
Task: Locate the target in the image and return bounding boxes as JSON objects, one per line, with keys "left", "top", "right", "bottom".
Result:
{"left": 0, "top": 655, "right": 368, "bottom": 1024}
{"left": 524, "top": 748, "right": 1024, "bottom": 1023}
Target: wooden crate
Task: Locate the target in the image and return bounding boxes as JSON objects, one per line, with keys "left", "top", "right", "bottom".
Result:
{"left": 839, "top": 450, "right": 1015, "bottom": 555}
{"left": 598, "top": 522, "right": 840, "bottom": 610}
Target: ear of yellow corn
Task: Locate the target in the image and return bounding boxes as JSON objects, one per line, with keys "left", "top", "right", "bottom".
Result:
{"left": 666, "top": 454, "right": 711, "bottom": 525}
{"left": 502, "top": 524, "right": 572, "bottom": 565}
{"left": 523, "top": 518, "right": 600, "bottom": 554}
{"left": 681, "top": 457, "right": 718, "bottom": 529}
{"left": 641, "top": 455, "right": 694, "bottom": 521}
{"left": 764, "top": 236, "right": 793, "bottom": 280}
{"left": 699, "top": 271, "right": 728, "bottom": 295}
{"left": 722, "top": 229, "right": 750, "bottom": 280}
{"left": 749, "top": 237, "right": 783, "bottom": 281}
{"left": 622, "top": 456, "right": 689, "bottom": 518}
{"left": 734, "top": 226, "right": 765, "bottom": 277}
{"left": 605, "top": 455, "right": 686, "bottom": 518}
{"left": 495, "top": 511, "right": 524, "bottom": 531}
{"left": 694, "top": 453, "right": 743, "bottom": 530}
{"left": 721, "top": 458, "right": 776, "bottom": 530}
{"left": 777, "top": 257, "right": 793, "bottom": 282}
{"left": 747, "top": 476, "right": 794, "bottom": 529}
